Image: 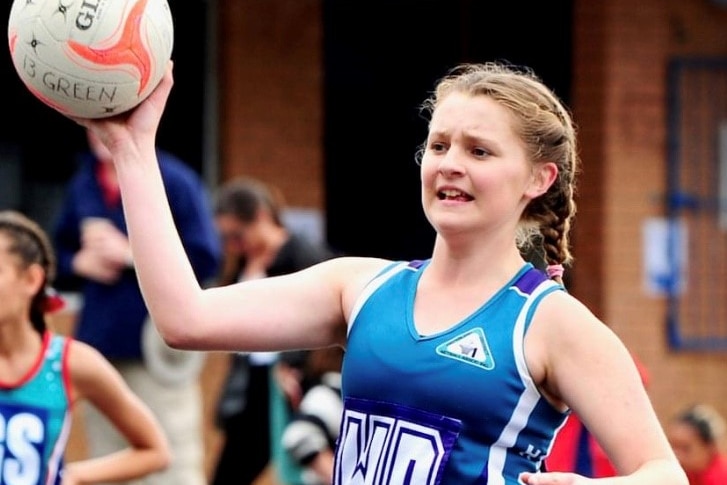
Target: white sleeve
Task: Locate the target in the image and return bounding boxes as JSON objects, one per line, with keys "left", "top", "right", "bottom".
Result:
{"left": 282, "top": 419, "right": 329, "bottom": 464}
{"left": 298, "top": 383, "right": 344, "bottom": 439}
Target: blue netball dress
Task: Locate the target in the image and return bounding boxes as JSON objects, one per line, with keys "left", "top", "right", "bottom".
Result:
{"left": 335, "top": 260, "right": 569, "bottom": 485}
{"left": 0, "top": 332, "right": 71, "bottom": 485}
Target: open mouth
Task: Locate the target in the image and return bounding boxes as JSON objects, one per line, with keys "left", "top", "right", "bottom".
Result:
{"left": 437, "top": 189, "right": 474, "bottom": 201}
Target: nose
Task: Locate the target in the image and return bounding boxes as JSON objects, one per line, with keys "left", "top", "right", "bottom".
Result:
{"left": 437, "top": 147, "right": 465, "bottom": 176}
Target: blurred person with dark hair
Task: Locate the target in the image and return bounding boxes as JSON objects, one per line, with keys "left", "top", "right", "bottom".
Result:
{"left": 668, "top": 404, "right": 727, "bottom": 485}
{"left": 212, "top": 177, "right": 335, "bottom": 485}
{"left": 0, "top": 210, "right": 171, "bottom": 485}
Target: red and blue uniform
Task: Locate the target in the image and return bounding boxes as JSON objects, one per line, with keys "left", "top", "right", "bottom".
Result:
{"left": 0, "top": 333, "right": 71, "bottom": 485}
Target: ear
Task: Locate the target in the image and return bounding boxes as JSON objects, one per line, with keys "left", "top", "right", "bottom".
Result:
{"left": 22, "top": 263, "right": 46, "bottom": 298}
{"left": 526, "top": 161, "right": 558, "bottom": 199}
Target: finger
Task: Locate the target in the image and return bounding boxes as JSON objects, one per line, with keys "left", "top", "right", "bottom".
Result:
{"left": 145, "top": 60, "right": 175, "bottom": 109}
{"left": 519, "top": 472, "right": 579, "bottom": 485}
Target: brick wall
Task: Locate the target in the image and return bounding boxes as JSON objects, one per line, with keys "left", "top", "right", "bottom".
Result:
{"left": 217, "top": 0, "right": 324, "bottom": 210}
{"left": 573, "top": 0, "right": 727, "bottom": 425}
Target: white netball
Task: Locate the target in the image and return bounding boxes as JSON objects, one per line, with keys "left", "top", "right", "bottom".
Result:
{"left": 7, "top": 0, "right": 174, "bottom": 119}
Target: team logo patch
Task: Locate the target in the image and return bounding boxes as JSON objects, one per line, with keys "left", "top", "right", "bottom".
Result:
{"left": 435, "top": 328, "right": 495, "bottom": 370}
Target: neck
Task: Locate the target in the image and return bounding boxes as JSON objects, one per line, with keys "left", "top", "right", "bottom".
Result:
{"left": 429, "top": 236, "right": 526, "bottom": 286}
{"left": 0, "top": 321, "right": 43, "bottom": 356}
{"left": 0, "top": 326, "right": 44, "bottom": 385}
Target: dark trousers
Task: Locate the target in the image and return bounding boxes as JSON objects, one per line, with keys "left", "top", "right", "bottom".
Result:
{"left": 212, "top": 364, "right": 271, "bottom": 485}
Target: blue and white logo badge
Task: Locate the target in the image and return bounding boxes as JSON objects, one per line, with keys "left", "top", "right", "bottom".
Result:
{"left": 436, "top": 328, "right": 494, "bottom": 370}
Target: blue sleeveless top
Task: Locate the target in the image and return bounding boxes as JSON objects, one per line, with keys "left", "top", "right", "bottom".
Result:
{"left": 0, "top": 332, "right": 71, "bottom": 485}
{"left": 334, "top": 261, "right": 568, "bottom": 485}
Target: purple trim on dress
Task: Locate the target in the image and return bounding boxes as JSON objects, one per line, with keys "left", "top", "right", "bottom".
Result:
{"left": 513, "top": 268, "right": 548, "bottom": 295}
{"left": 344, "top": 397, "right": 462, "bottom": 434}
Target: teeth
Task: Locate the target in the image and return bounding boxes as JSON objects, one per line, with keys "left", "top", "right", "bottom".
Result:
{"left": 441, "top": 189, "right": 465, "bottom": 197}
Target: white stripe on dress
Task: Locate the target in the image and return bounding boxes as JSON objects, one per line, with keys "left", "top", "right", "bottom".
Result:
{"left": 487, "top": 280, "right": 559, "bottom": 485}
{"left": 346, "top": 261, "right": 411, "bottom": 335}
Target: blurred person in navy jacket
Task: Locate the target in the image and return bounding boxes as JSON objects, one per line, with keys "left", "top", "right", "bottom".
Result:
{"left": 52, "top": 128, "right": 221, "bottom": 485}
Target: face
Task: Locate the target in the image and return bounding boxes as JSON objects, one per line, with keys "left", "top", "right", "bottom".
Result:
{"left": 215, "top": 212, "right": 270, "bottom": 259}
{"left": 0, "top": 235, "right": 39, "bottom": 326}
{"left": 215, "top": 213, "right": 251, "bottom": 257}
{"left": 668, "top": 421, "right": 715, "bottom": 474}
{"left": 420, "top": 92, "right": 555, "bottom": 239}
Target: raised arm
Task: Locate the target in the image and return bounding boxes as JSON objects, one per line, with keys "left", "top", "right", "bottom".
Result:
{"left": 74, "top": 65, "right": 388, "bottom": 353}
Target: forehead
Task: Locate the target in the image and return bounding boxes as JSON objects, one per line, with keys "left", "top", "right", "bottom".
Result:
{"left": 0, "top": 232, "right": 12, "bottom": 250}
{"left": 216, "top": 213, "right": 245, "bottom": 226}
{"left": 429, "top": 92, "right": 516, "bottom": 137}
{"left": 0, "top": 234, "right": 20, "bottom": 264}
{"left": 669, "top": 421, "right": 703, "bottom": 441}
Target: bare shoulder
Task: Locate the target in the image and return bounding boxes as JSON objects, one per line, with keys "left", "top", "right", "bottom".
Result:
{"left": 318, "top": 256, "right": 393, "bottom": 280}
{"left": 527, "top": 290, "right": 621, "bottom": 362}
{"left": 66, "top": 339, "right": 126, "bottom": 403}
{"left": 67, "top": 339, "right": 105, "bottom": 378}
{"left": 314, "top": 256, "right": 394, "bottom": 316}
{"left": 526, "top": 289, "right": 637, "bottom": 404}
{"left": 532, "top": 290, "right": 618, "bottom": 344}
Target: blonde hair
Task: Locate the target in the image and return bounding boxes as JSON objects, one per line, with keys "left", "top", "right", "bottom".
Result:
{"left": 420, "top": 61, "right": 580, "bottom": 269}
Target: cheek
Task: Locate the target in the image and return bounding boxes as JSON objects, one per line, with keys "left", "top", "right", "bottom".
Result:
{"left": 419, "top": 156, "right": 438, "bottom": 188}
{"left": 0, "top": 284, "right": 24, "bottom": 311}
{"left": 475, "top": 166, "right": 529, "bottom": 196}
{"left": 223, "top": 240, "right": 243, "bottom": 256}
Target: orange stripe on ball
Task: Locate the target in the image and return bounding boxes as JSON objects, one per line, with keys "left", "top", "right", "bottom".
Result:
{"left": 67, "top": 0, "right": 153, "bottom": 95}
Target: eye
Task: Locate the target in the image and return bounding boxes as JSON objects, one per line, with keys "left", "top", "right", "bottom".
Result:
{"left": 429, "top": 141, "right": 447, "bottom": 153}
{"left": 472, "top": 146, "right": 491, "bottom": 158}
